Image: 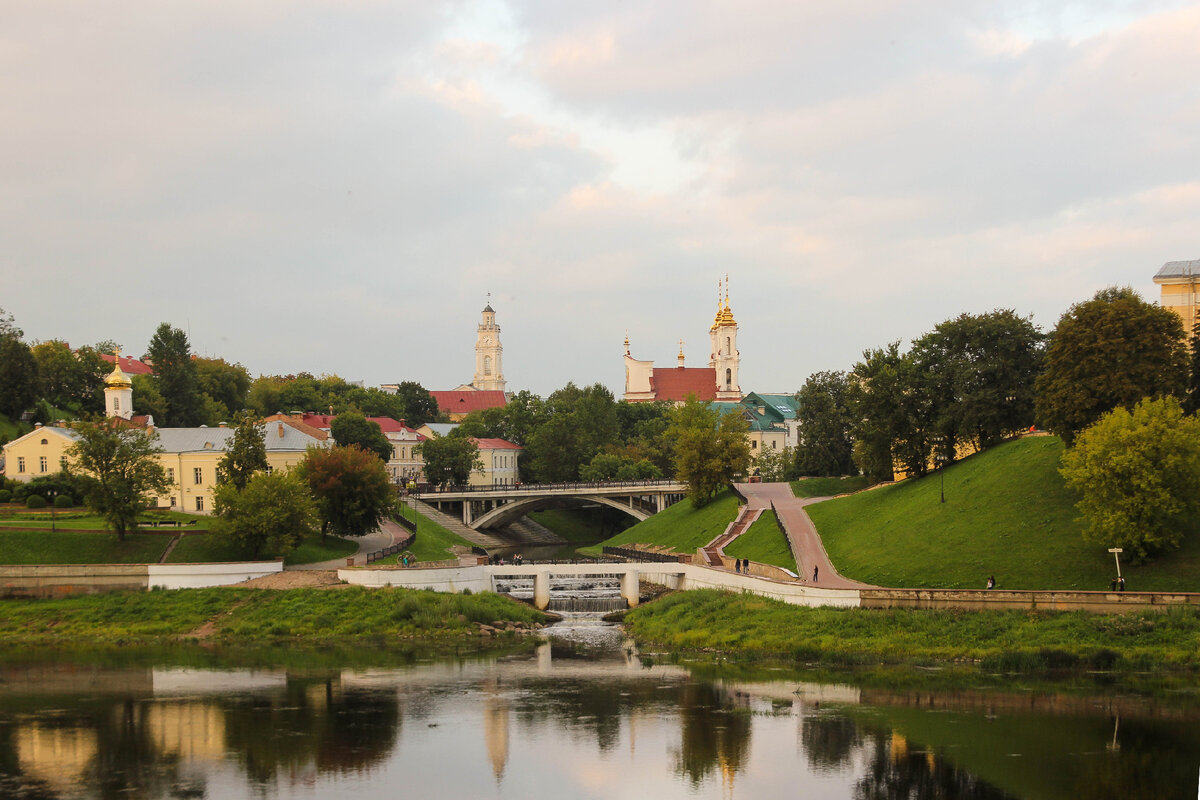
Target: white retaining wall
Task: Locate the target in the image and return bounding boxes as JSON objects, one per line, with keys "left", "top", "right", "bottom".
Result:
{"left": 147, "top": 561, "right": 283, "bottom": 589}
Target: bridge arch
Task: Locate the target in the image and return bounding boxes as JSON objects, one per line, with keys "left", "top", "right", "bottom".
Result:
{"left": 471, "top": 494, "right": 651, "bottom": 530}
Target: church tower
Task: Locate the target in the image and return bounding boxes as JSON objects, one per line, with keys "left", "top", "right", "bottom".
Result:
{"left": 104, "top": 351, "right": 133, "bottom": 420}
{"left": 472, "top": 299, "right": 506, "bottom": 392}
{"left": 709, "top": 277, "right": 741, "bottom": 400}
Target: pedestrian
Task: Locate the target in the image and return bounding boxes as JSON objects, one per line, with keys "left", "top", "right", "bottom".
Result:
{"left": 1118, "top": 576, "right": 1126, "bottom": 592}
{"left": 986, "top": 575, "right": 995, "bottom": 590}
{"left": 742, "top": 558, "right": 749, "bottom": 574}
{"left": 1110, "top": 577, "right": 1117, "bottom": 591}
{"left": 812, "top": 565, "right": 819, "bottom": 582}
{"left": 733, "top": 558, "right": 740, "bottom": 573}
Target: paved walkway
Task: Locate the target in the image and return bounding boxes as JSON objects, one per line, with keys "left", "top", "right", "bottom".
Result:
{"left": 287, "top": 519, "right": 403, "bottom": 571}
{"left": 734, "top": 482, "right": 873, "bottom": 589}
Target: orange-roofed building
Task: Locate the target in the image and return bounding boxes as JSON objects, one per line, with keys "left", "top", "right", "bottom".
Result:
{"left": 430, "top": 390, "right": 508, "bottom": 421}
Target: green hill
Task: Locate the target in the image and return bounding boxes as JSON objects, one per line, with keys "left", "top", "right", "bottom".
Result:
{"left": 579, "top": 489, "right": 740, "bottom": 557}
{"left": 807, "top": 435, "right": 1200, "bottom": 591}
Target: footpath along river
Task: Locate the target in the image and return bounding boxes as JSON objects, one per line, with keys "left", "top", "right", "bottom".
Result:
{"left": 2, "top": 614, "right": 1199, "bottom": 799}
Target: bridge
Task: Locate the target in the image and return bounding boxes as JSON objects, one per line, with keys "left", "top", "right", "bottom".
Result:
{"left": 411, "top": 480, "right": 688, "bottom": 530}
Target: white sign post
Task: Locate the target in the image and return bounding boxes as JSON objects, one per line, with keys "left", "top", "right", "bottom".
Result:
{"left": 1108, "top": 547, "right": 1123, "bottom": 579}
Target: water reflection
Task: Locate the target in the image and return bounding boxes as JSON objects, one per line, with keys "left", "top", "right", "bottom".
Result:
{"left": 1, "top": 638, "right": 1199, "bottom": 799}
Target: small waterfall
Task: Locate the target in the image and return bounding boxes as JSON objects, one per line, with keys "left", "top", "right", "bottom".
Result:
{"left": 493, "top": 574, "right": 628, "bottom": 612}
{"left": 547, "top": 596, "right": 628, "bottom": 613}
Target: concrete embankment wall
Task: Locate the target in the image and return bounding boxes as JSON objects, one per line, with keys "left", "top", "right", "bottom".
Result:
{"left": 860, "top": 588, "right": 1200, "bottom": 614}
{"left": 0, "top": 562, "right": 284, "bottom": 597}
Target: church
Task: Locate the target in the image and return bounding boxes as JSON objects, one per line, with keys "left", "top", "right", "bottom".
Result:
{"left": 623, "top": 280, "right": 742, "bottom": 403}
{"left": 428, "top": 300, "right": 510, "bottom": 421}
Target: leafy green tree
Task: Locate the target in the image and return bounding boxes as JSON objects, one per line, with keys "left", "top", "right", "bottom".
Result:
{"left": 145, "top": 323, "right": 203, "bottom": 426}
{"left": 1035, "top": 287, "right": 1187, "bottom": 445}
{"left": 668, "top": 398, "right": 751, "bottom": 506}
{"left": 794, "top": 371, "right": 856, "bottom": 477}
{"left": 195, "top": 356, "right": 251, "bottom": 419}
{"left": 911, "top": 309, "right": 1044, "bottom": 452}
{"left": 330, "top": 412, "right": 393, "bottom": 462}
{"left": 458, "top": 389, "right": 546, "bottom": 451}
{"left": 299, "top": 445, "right": 396, "bottom": 539}
{"left": 0, "top": 309, "right": 38, "bottom": 420}
{"left": 210, "top": 471, "right": 318, "bottom": 559}
{"left": 66, "top": 420, "right": 169, "bottom": 541}
{"left": 524, "top": 383, "right": 619, "bottom": 481}
{"left": 1185, "top": 326, "right": 1200, "bottom": 416}
{"left": 1060, "top": 397, "right": 1200, "bottom": 561}
{"left": 32, "top": 340, "right": 99, "bottom": 412}
{"left": 217, "top": 411, "right": 268, "bottom": 490}
{"left": 417, "top": 431, "right": 482, "bottom": 487}
{"left": 130, "top": 373, "right": 168, "bottom": 424}
{"left": 848, "top": 344, "right": 908, "bottom": 482}
{"left": 388, "top": 381, "right": 441, "bottom": 428}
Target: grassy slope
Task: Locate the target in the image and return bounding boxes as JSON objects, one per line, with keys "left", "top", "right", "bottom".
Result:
{"left": 0, "top": 509, "right": 210, "bottom": 532}
{"left": 625, "top": 589, "right": 1200, "bottom": 670}
{"left": 579, "top": 489, "right": 740, "bottom": 556}
{"left": 790, "top": 475, "right": 871, "bottom": 498}
{"left": 371, "top": 503, "right": 474, "bottom": 564}
{"left": 0, "top": 586, "right": 548, "bottom": 645}
{"left": 0, "top": 530, "right": 171, "bottom": 564}
{"left": 807, "top": 436, "right": 1200, "bottom": 591}
{"left": 529, "top": 508, "right": 618, "bottom": 543}
{"left": 724, "top": 511, "right": 798, "bottom": 572}
{"left": 0, "top": 412, "right": 28, "bottom": 445}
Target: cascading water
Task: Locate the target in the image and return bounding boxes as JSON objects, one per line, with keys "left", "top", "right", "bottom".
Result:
{"left": 493, "top": 574, "right": 629, "bottom": 613}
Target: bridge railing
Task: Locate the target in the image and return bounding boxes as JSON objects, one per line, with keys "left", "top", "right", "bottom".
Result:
{"left": 603, "top": 545, "right": 690, "bottom": 563}
{"left": 411, "top": 478, "right": 683, "bottom": 497}
{"left": 364, "top": 531, "right": 415, "bottom": 565}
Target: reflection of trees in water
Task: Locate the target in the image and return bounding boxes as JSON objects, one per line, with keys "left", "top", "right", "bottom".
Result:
{"left": 855, "top": 730, "right": 1012, "bottom": 800}
{"left": 802, "top": 713, "right": 862, "bottom": 772}
{"left": 672, "top": 683, "right": 751, "bottom": 788}
{"left": 0, "top": 719, "right": 57, "bottom": 800}
{"left": 509, "top": 679, "right": 673, "bottom": 753}
{"left": 1073, "top": 718, "right": 1200, "bottom": 800}
{"left": 222, "top": 677, "right": 400, "bottom": 784}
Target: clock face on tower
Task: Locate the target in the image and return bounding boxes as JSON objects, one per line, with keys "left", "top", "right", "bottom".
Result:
{"left": 482, "top": 337, "right": 491, "bottom": 345}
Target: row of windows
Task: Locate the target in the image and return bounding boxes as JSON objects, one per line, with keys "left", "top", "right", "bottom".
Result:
{"left": 14, "top": 456, "right": 66, "bottom": 473}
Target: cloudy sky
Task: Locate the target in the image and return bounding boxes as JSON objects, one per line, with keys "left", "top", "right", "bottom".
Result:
{"left": 4, "top": 1, "right": 1198, "bottom": 396}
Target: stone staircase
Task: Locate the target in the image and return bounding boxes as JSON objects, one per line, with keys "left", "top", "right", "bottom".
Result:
{"left": 405, "top": 499, "right": 509, "bottom": 549}
{"left": 404, "top": 499, "right": 567, "bottom": 550}
{"left": 699, "top": 506, "right": 762, "bottom": 566}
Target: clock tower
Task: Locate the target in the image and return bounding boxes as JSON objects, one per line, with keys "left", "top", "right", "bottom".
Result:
{"left": 472, "top": 299, "right": 506, "bottom": 392}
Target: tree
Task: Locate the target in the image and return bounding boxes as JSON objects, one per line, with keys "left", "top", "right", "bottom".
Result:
{"left": 848, "top": 343, "right": 908, "bottom": 482}
{"left": 1059, "top": 397, "right": 1200, "bottom": 561}
{"left": 794, "top": 371, "right": 856, "bottom": 477}
{"left": 32, "top": 341, "right": 108, "bottom": 413}
{"left": 217, "top": 411, "right": 268, "bottom": 490}
{"left": 417, "top": 431, "right": 482, "bottom": 487}
{"left": 330, "top": 412, "right": 393, "bottom": 462}
{"left": 910, "top": 309, "right": 1044, "bottom": 451}
{"left": 0, "top": 309, "right": 38, "bottom": 420}
{"left": 210, "top": 471, "right": 317, "bottom": 559}
{"left": 388, "top": 381, "right": 441, "bottom": 428}
{"left": 668, "top": 398, "right": 751, "bottom": 506}
{"left": 524, "top": 383, "right": 619, "bottom": 481}
{"left": 131, "top": 374, "right": 168, "bottom": 423}
{"left": 1035, "top": 287, "right": 1187, "bottom": 445}
{"left": 145, "top": 323, "right": 203, "bottom": 426}
{"left": 299, "top": 445, "right": 396, "bottom": 539}
{"left": 66, "top": 420, "right": 169, "bottom": 541}
{"left": 195, "top": 356, "right": 251, "bottom": 422}
{"left": 1185, "top": 326, "right": 1200, "bottom": 416}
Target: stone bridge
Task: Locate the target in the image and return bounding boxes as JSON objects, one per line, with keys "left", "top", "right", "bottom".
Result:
{"left": 412, "top": 480, "right": 687, "bottom": 529}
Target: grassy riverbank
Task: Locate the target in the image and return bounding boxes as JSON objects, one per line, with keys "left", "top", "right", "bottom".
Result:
{"left": 723, "top": 511, "right": 797, "bottom": 572}
{"left": 580, "top": 489, "right": 739, "bottom": 557}
{"left": 0, "top": 586, "right": 549, "bottom": 646}
{"left": 624, "top": 589, "right": 1200, "bottom": 671}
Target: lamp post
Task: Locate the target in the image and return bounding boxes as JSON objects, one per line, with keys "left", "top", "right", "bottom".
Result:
{"left": 932, "top": 435, "right": 946, "bottom": 503}
{"left": 48, "top": 487, "right": 56, "bottom": 533}
{"left": 1109, "top": 547, "right": 1123, "bottom": 586}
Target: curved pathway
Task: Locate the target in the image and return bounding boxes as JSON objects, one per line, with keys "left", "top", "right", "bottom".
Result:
{"left": 734, "top": 482, "right": 873, "bottom": 589}
{"left": 287, "top": 519, "right": 403, "bottom": 571}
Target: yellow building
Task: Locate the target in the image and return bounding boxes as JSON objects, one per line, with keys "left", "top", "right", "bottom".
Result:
{"left": 1153, "top": 259, "right": 1200, "bottom": 336}
{"left": 1, "top": 424, "right": 79, "bottom": 481}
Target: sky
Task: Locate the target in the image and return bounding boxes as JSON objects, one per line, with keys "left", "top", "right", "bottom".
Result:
{"left": 3, "top": 0, "right": 1199, "bottom": 397}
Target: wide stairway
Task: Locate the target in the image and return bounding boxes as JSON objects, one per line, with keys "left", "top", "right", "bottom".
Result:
{"left": 700, "top": 507, "right": 761, "bottom": 566}
{"left": 404, "top": 499, "right": 566, "bottom": 550}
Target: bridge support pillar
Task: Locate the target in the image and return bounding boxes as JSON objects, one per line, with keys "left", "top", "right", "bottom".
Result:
{"left": 656, "top": 494, "right": 665, "bottom": 513}
{"left": 534, "top": 571, "right": 550, "bottom": 610}
{"left": 621, "top": 569, "right": 639, "bottom": 608}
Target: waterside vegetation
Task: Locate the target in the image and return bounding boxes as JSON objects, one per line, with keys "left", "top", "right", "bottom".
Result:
{"left": 625, "top": 589, "right": 1200, "bottom": 672}
{"left": 580, "top": 489, "right": 740, "bottom": 557}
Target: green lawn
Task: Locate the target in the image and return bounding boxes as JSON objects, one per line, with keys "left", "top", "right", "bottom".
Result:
{"left": 528, "top": 507, "right": 629, "bottom": 543}
{"left": 0, "top": 412, "right": 28, "bottom": 444}
{"left": 0, "top": 509, "right": 210, "bottom": 532}
{"left": 579, "top": 490, "right": 740, "bottom": 557}
{"left": 371, "top": 504, "right": 475, "bottom": 564}
{"left": 284, "top": 534, "right": 359, "bottom": 565}
{"left": 807, "top": 435, "right": 1200, "bottom": 591}
{"left": 0, "top": 529, "right": 171, "bottom": 564}
{"left": 724, "top": 510, "right": 797, "bottom": 572}
{"left": 790, "top": 475, "right": 871, "bottom": 498}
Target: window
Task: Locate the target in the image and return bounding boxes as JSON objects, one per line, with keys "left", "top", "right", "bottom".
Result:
{"left": 39, "top": 456, "right": 48, "bottom": 473}
{"left": 167, "top": 468, "right": 174, "bottom": 482}
{"left": 40, "top": 438, "right": 48, "bottom": 445}
{"left": 113, "top": 397, "right": 120, "bottom": 411}
{"left": 483, "top": 355, "right": 492, "bottom": 375}
{"left": 60, "top": 456, "right": 68, "bottom": 469}
{"left": 751, "top": 440, "right": 758, "bottom": 449}
{"left": 725, "top": 336, "right": 731, "bottom": 353}
{"left": 266, "top": 465, "right": 273, "bottom": 475}
{"left": 195, "top": 496, "right": 204, "bottom": 511}
{"left": 17, "top": 457, "right": 25, "bottom": 473}
{"left": 193, "top": 467, "right": 203, "bottom": 485}
{"left": 725, "top": 368, "right": 732, "bottom": 388}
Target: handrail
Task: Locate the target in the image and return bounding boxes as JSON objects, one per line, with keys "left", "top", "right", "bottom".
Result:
{"left": 411, "top": 479, "right": 684, "bottom": 497}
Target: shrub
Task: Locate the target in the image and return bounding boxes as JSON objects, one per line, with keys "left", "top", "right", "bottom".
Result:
{"left": 25, "top": 494, "right": 47, "bottom": 509}
{"left": 0, "top": 489, "right": 11, "bottom": 503}
{"left": 53, "top": 494, "right": 74, "bottom": 509}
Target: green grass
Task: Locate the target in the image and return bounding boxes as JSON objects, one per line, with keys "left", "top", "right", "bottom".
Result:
{"left": 807, "top": 436, "right": 1200, "bottom": 591}
{"left": 529, "top": 507, "right": 624, "bottom": 543}
{"left": 284, "top": 534, "right": 359, "bottom": 565}
{"left": 0, "top": 530, "right": 171, "bottom": 564}
{"left": 371, "top": 504, "right": 475, "bottom": 564}
{"left": 626, "top": 589, "right": 1200, "bottom": 671}
{"left": 164, "top": 533, "right": 255, "bottom": 563}
{"left": 0, "top": 586, "right": 548, "bottom": 645}
{"left": 790, "top": 475, "right": 871, "bottom": 497}
{"left": 724, "top": 511, "right": 798, "bottom": 572}
{"left": 0, "top": 509, "right": 209, "bottom": 532}
{"left": 578, "top": 490, "right": 740, "bottom": 557}
{"left": 0, "top": 412, "right": 29, "bottom": 445}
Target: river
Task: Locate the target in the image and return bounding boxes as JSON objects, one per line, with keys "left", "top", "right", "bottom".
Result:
{"left": 1, "top": 616, "right": 1198, "bottom": 799}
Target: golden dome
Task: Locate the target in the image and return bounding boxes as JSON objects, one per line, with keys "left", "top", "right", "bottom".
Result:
{"left": 710, "top": 276, "right": 737, "bottom": 328}
{"left": 105, "top": 353, "right": 132, "bottom": 389}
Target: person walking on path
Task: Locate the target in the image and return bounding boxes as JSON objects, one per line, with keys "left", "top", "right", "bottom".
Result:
{"left": 812, "top": 565, "right": 819, "bottom": 583}
{"left": 986, "top": 575, "right": 995, "bottom": 590}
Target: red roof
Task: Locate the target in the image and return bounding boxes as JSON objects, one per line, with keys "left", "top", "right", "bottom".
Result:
{"left": 650, "top": 367, "right": 717, "bottom": 402}
{"left": 472, "top": 437, "right": 523, "bottom": 451}
{"left": 294, "top": 413, "right": 419, "bottom": 438}
{"left": 99, "top": 354, "right": 154, "bottom": 375}
{"left": 430, "top": 390, "right": 508, "bottom": 415}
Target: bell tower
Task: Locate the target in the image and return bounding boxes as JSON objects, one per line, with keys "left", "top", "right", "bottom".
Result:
{"left": 709, "top": 276, "right": 741, "bottom": 400}
{"left": 472, "top": 297, "right": 506, "bottom": 392}
{"left": 104, "top": 350, "right": 134, "bottom": 420}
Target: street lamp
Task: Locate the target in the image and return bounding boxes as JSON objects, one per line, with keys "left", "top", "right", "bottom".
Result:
{"left": 48, "top": 487, "right": 56, "bottom": 533}
{"left": 932, "top": 435, "right": 947, "bottom": 503}
{"left": 1109, "top": 547, "right": 1123, "bottom": 589}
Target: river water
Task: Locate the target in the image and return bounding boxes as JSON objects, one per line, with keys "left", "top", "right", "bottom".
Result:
{"left": 2, "top": 617, "right": 1198, "bottom": 799}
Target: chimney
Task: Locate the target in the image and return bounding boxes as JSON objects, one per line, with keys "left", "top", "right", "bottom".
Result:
{"left": 34, "top": 422, "right": 42, "bottom": 428}
{"left": 218, "top": 421, "right": 228, "bottom": 428}
{"left": 399, "top": 418, "right": 406, "bottom": 428}
{"left": 278, "top": 423, "right": 285, "bottom": 438}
